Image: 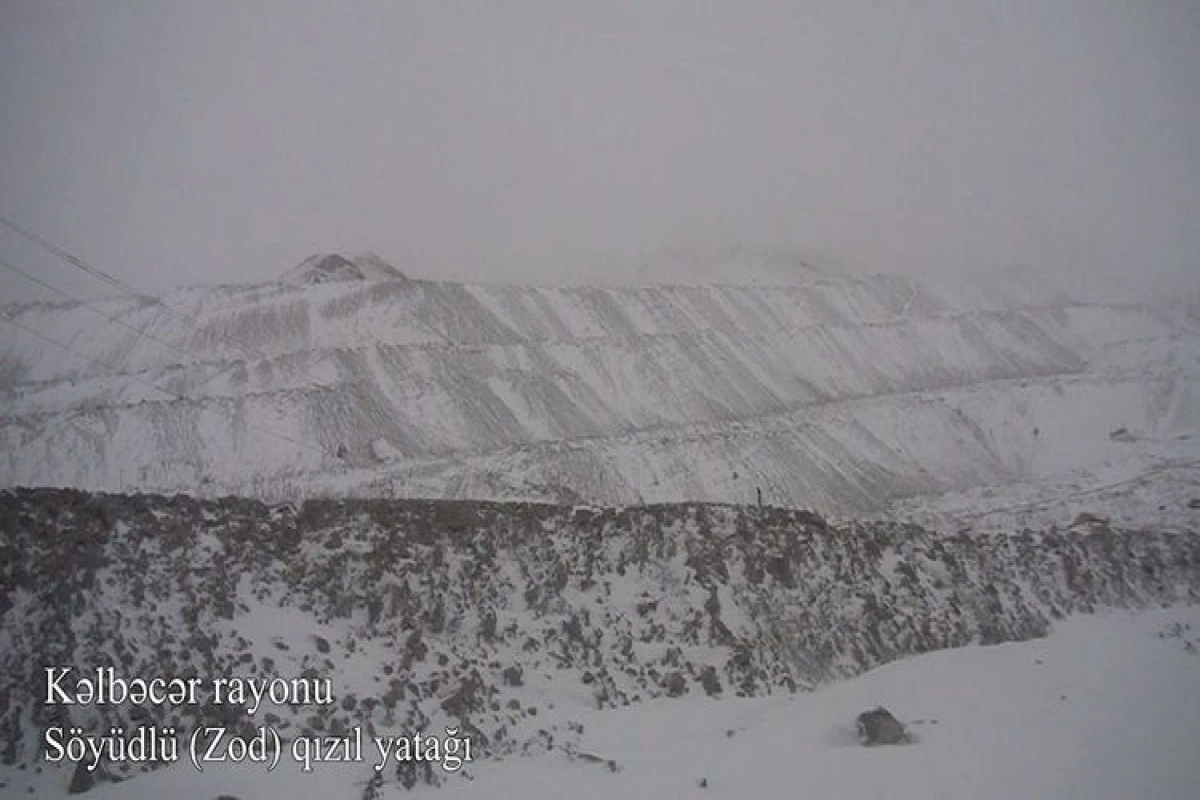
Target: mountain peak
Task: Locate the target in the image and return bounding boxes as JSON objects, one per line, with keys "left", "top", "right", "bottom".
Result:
{"left": 281, "top": 252, "right": 406, "bottom": 285}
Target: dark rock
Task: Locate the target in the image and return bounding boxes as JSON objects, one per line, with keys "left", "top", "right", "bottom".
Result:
{"left": 662, "top": 671, "right": 687, "bottom": 697}
{"left": 67, "top": 762, "right": 94, "bottom": 794}
{"left": 856, "top": 706, "right": 909, "bottom": 745}
{"left": 502, "top": 665, "right": 523, "bottom": 687}
{"left": 441, "top": 673, "right": 485, "bottom": 717}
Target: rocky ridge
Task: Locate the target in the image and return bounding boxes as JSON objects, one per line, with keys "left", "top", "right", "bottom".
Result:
{"left": 0, "top": 488, "right": 1196, "bottom": 792}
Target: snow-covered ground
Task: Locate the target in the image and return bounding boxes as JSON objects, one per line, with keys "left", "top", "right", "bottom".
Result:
{"left": 10, "top": 606, "right": 1197, "bottom": 799}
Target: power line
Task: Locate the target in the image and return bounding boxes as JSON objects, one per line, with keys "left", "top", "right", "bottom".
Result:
{"left": 0, "top": 255, "right": 241, "bottom": 390}
{"left": 0, "top": 213, "right": 136, "bottom": 297}
{"left": 0, "top": 211, "right": 301, "bottom": 373}
{"left": 0, "top": 213, "right": 359, "bottom": 465}
{"left": 3, "top": 255, "right": 190, "bottom": 362}
{"left": 0, "top": 213, "right": 349, "bottom": 459}
{"left": 0, "top": 310, "right": 332, "bottom": 461}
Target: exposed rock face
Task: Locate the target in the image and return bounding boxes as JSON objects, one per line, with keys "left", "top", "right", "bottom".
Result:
{"left": 856, "top": 707, "right": 908, "bottom": 745}
{"left": 280, "top": 253, "right": 408, "bottom": 285}
{"left": 0, "top": 488, "right": 1197, "bottom": 787}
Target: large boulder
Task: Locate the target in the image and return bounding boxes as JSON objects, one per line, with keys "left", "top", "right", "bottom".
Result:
{"left": 856, "top": 706, "right": 909, "bottom": 745}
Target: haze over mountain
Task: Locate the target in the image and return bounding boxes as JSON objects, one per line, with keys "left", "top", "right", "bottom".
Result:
{"left": 3, "top": 2, "right": 1199, "bottom": 307}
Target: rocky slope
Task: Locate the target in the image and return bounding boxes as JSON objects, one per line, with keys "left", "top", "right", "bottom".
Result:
{"left": 1, "top": 487, "right": 1196, "bottom": 793}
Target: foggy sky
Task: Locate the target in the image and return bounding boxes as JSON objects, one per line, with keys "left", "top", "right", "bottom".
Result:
{"left": 1, "top": 0, "right": 1197, "bottom": 304}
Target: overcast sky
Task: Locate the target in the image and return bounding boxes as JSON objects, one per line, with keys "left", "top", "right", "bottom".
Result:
{"left": 1, "top": 0, "right": 1197, "bottom": 303}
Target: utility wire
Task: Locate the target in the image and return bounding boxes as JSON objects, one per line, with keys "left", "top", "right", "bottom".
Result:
{"left": 0, "top": 310, "right": 331, "bottom": 461}
{"left": 0, "top": 214, "right": 386, "bottom": 466}
{"left": 0, "top": 213, "right": 347, "bottom": 459}
{"left": 0, "top": 211, "right": 305, "bottom": 373}
{"left": 0, "top": 255, "right": 243, "bottom": 391}
{"left": 3, "top": 255, "right": 199, "bottom": 365}
{"left": 0, "top": 213, "right": 135, "bottom": 297}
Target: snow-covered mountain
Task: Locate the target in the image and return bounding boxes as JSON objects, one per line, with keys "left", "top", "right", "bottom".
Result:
{"left": 0, "top": 254, "right": 1196, "bottom": 531}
